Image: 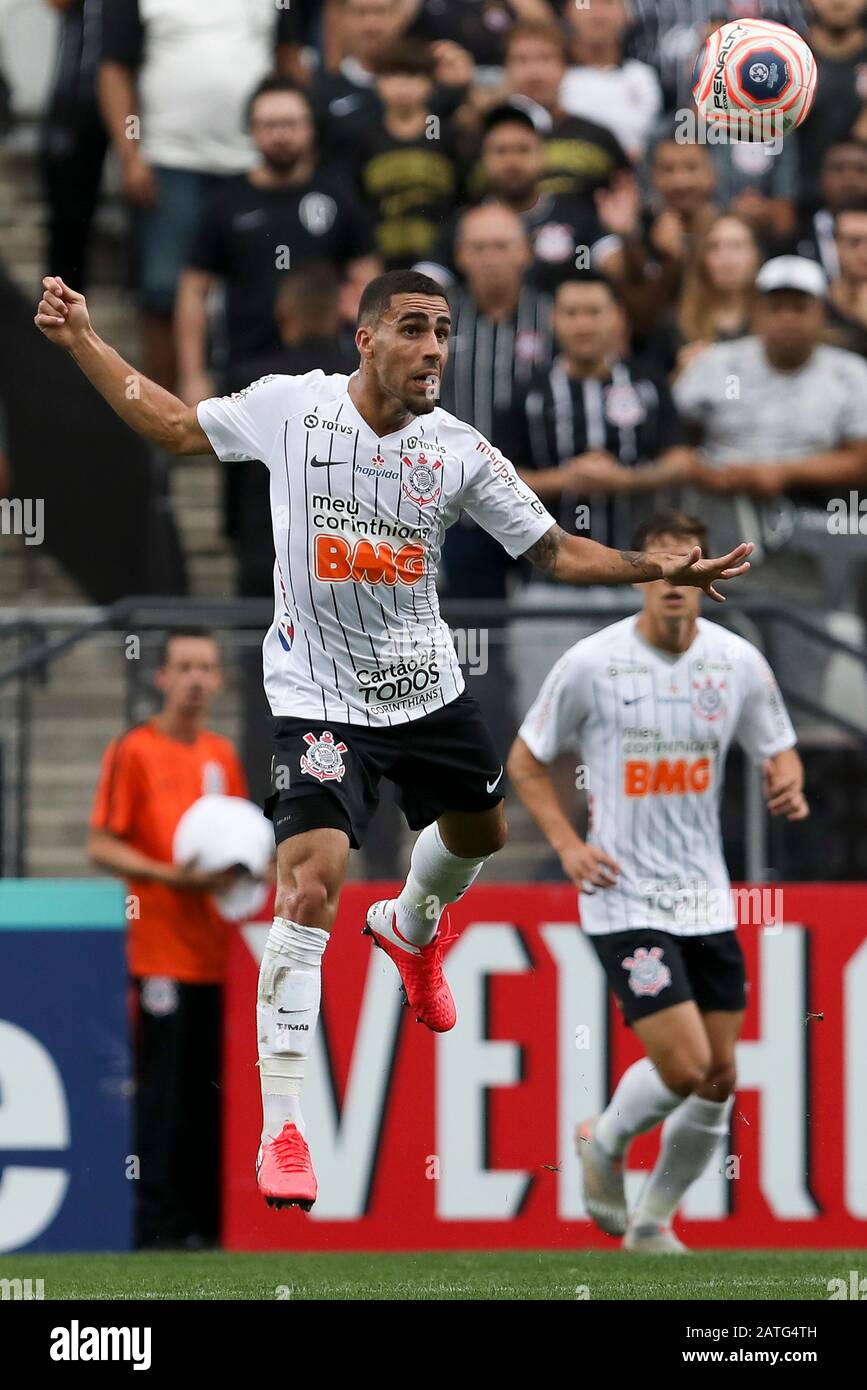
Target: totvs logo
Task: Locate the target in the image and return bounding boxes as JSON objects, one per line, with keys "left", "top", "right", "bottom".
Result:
{"left": 314, "top": 535, "right": 426, "bottom": 586}
{"left": 625, "top": 757, "right": 711, "bottom": 796}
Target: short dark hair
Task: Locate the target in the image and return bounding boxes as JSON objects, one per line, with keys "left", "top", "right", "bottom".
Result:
{"left": 373, "top": 39, "right": 437, "bottom": 79}
{"left": 632, "top": 510, "right": 708, "bottom": 554}
{"left": 555, "top": 270, "right": 619, "bottom": 302}
{"left": 834, "top": 197, "right": 867, "bottom": 226}
{"left": 482, "top": 102, "right": 541, "bottom": 140}
{"left": 245, "top": 74, "right": 310, "bottom": 128}
{"left": 357, "top": 270, "right": 448, "bottom": 327}
{"left": 159, "top": 626, "right": 217, "bottom": 665}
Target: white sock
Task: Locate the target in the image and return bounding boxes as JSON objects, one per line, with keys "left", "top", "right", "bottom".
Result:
{"left": 256, "top": 917, "right": 328, "bottom": 1142}
{"left": 633, "top": 1093, "right": 734, "bottom": 1228}
{"left": 594, "top": 1057, "right": 684, "bottom": 1158}
{"left": 392, "top": 822, "right": 487, "bottom": 947}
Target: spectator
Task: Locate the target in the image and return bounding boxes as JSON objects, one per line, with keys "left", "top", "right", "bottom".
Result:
{"left": 826, "top": 198, "right": 867, "bottom": 353}
{"left": 98, "top": 0, "right": 296, "bottom": 388}
{"left": 175, "top": 78, "right": 378, "bottom": 406}
{"left": 440, "top": 203, "right": 552, "bottom": 442}
{"left": 793, "top": 138, "right": 867, "bottom": 274}
{"left": 314, "top": 0, "right": 408, "bottom": 149}
{"left": 674, "top": 254, "right": 867, "bottom": 700}
{"left": 317, "top": 0, "right": 475, "bottom": 156}
{"left": 404, "top": 0, "right": 559, "bottom": 73}
{"left": 439, "top": 202, "right": 553, "bottom": 749}
{"left": 503, "top": 270, "right": 692, "bottom": 713}
{"left": 677, "top": 256, "right": 867, "bottom": 532}
{"left": 506, "top": 273, "right": 692, "bottom": 551}
{"left": 40, "top": 0, "right": 108, "bottom": 291}
{"left": 502, "top": 21, "right": 631, "bottom": 198}
{"left": 594, "top": 133, "right": 719, "bottom": 339}
{"left": 798, "top": 0, "right": 867, "bottom": 217}
{"left": 644, "top": 212, "right": 761, "bottom": 378}
{"left": 422, "top": 104, "right": 605, "bottom": 291}
{"left": 88, "top": 629, "right": 248, "bottom": 1249}
{"left": 345, "top": 41, "right": 462, "bottom": 269}
{"left": 560, "top": 0, "right": 663, "bottom": 160}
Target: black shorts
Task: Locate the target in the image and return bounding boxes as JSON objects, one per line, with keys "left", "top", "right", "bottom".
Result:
{"left": 264, "top": 690, "right": 505, "bottom": 849}
{"left": 588, "top": 928, "right": 747, "bottom": 1025}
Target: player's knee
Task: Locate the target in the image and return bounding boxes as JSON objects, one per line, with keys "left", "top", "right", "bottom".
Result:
{"left": 484, "top": 815, "right": 509, "bottom": 855}
{"left": 659, "top": 1056, "right": 710, "bottom": 1096}
{"left": 702, "top": 1063, "right": 737, "bottom": 1100}
{"left": 275, "top": 874, "right": 334, "bottom": 931}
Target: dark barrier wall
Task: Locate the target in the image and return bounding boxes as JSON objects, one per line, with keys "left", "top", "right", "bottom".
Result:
{"left": 0, "top": 261, "right": 186, "bottom": 601}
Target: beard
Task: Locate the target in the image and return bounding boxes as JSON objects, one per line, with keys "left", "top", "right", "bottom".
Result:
{"left": 262, "top": 149, "right": 303, "bottom": 176}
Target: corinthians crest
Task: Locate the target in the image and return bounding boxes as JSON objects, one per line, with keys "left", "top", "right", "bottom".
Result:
{"left": 300, "top": 730, "right": 348, "bottom": 782}
{"left": 692, "top": 675, "right": 727, "bottom": 722}
{"left": 401, "top": 452, "right": 442, "bottom": 506}
{"left": 622, "top": 946, "right": 672, "bottom": 998}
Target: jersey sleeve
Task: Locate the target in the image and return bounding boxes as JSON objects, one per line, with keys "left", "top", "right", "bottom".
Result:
{"left": 90, "top": 735, "right": 141, "bottom": 839}
{"left": 458, "top": 430, "right": 556, "bottom": 558}
{"left": 518, "top": 645, "right": 591, "bottom": 762}
{"left": 196, "top": 374, "right": 293, "bottom": 464}
{"left": 734, "top": 643, "right": 797, "bottom": 761}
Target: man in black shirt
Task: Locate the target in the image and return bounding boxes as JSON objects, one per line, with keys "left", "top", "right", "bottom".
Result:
{"left": 439, "top": 202, "right": 553, "bottom": 749}
{"left": 506, "top": 272, "right": 692, "bottom": 550}
{"left": 504, "top": 270, "right": 693, "bottom": 713}
{"left": 793, "top": 139, "right": 867, "bottom": 272}
{"left": 826, "top": 199, "right": 867, "bottom": 355}
{"left": 405, "top": 0, "right": 560, "bottom": 69}
{"left": 175, "top": 77, "right": 379, "bottom": 406}
{"left": 422, "top": 104, "right": 604, "bottom": 293}
{"left": 343, "top": 40, "right": 462, "bottom": 269}
{"left": 797, "top": 0, "right": 867, "bottom": 215}
{"left": 502, "top": 20, "right": 631, "bottom": 198}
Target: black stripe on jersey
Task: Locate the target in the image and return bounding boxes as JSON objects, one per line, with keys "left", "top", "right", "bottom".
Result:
{"left": 302, "top": 427, "right": 335, "bottom": 719}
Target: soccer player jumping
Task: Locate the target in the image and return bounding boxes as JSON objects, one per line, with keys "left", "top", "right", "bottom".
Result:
{"left": 508, "top": 509, "right": 807, "bottom": 1252}
{"left": 36, "top": 270, "right": 753, "bottom": 1212}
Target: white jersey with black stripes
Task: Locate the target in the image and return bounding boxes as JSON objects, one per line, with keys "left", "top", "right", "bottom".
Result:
{"left": 197, "top": 370, "right": 555, "bottom": 726}
{"left": 518, "top": 615, "right": 797, "bottom": 935}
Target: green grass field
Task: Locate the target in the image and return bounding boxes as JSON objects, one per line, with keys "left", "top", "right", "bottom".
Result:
{"left": 2, "top": 1250, "right": 863, "bottom": 1300}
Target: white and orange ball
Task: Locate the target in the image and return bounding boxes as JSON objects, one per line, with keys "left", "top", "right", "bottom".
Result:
{"left": 692, "top": 19, "right": 817, "bottom": 139}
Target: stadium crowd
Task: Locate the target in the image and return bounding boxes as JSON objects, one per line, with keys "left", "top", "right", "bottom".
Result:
{"left": 4, "top": 0, "right": 867, "bottom": 717}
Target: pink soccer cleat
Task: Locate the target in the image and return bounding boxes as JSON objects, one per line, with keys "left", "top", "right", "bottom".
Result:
{"left": 256, "top": 1122, "right": 317, "bottom": 1211}
{"left": 363, "top": 899, "right": 457, "bottom": 1033}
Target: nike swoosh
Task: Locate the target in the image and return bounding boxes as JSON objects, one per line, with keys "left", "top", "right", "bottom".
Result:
{"left": 623, "top": 695, "right": 648, "bottom": 706}
{"left": 277, "top": 1008, "right": 306, "bottom": 1014}
{"left": 310, "top": 456, "right": 350, "bottom": 467}
{"left": 330, "top": 94, "right": 364, "bottom": 117}
{"left": 486, "top": 767, "right": 504, "bottom": 793}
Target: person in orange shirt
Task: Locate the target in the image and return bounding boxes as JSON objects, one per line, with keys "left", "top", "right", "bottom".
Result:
{"left": 89, "top": 627, "right": 247, "bottom": 1249}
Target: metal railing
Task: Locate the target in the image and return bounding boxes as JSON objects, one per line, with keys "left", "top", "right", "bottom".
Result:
{"left": 0, "top": 595, "right": 865, "bottom": 880}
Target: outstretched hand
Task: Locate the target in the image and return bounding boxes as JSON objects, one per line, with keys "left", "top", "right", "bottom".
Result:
{"left": 653, "top": 543, "right": 754, "bottom": 603}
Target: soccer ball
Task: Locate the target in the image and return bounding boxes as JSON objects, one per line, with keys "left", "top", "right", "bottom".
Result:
{"left": 691, "top": 19, "right": 817, "bottom": 139}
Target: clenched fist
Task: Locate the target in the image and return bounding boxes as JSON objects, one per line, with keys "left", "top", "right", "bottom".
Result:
{"left": 34, "top": 276, "right": 92, "bottom": 351}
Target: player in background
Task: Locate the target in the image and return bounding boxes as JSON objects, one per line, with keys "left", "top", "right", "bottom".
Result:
{"left": 508, "top": 510, "right": 807, "bottom": 1252}
{"left": 35, "top": 271, "right": 753, "bottom": 1213}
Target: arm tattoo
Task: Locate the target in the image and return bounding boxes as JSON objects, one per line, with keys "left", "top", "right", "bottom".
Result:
{"left": 525, "top": 524, "right": 566, "bottom": 576}
{"left": 618, "top": 549, "right": 647, "bottom": 572}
